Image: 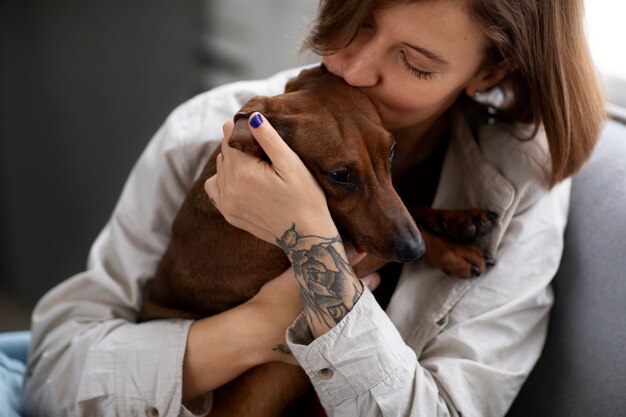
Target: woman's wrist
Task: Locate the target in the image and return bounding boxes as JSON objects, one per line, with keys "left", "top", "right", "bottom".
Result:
{"left": 273, "top": 214, "right": 338, "bottom": 249}
{"left": 240, "top": 300, "right": 296, "bottom": 365}
{"left": 275, "top": 222, "right": 363, "bottom": 338}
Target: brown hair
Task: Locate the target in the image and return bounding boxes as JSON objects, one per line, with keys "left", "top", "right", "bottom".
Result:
{"left": 304, "top": 0, "right": 606, "bottom": 186}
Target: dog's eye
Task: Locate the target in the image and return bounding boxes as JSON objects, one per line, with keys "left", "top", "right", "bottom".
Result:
{"left": 329, "top": 170, "right": 355, "bottom": 185}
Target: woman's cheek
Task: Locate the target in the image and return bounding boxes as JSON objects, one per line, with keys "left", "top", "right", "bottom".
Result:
{"left": 322, "top": 55, "right": 344, "bottom": 78}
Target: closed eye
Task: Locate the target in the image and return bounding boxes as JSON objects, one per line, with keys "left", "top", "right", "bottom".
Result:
{"left": 400, "top": 51, "right": 433, "bottom": 80}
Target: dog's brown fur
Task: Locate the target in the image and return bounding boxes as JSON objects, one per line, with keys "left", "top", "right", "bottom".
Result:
{"left": 140, "top": 65, "right": 495, "bottom": 416}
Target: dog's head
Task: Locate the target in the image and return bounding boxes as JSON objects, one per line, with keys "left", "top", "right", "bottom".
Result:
{"left": 229, "top": 65, "right": 424, "bottom": 263}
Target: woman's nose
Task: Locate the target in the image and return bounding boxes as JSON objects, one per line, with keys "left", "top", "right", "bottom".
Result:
{"left": 340, "top": 41, "right": 382, "bottom": 88}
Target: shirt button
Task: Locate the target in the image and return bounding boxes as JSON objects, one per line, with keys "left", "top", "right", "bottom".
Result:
{"left": 318, "top": 368, "right": 334, "bottom": 380}
{"left": 146, "top": 407, "right": 159, "bottom": 417}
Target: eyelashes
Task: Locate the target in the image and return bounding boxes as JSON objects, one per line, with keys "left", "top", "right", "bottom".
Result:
{"left": 400, "top": 51, "right": 433, "bottom": 80}
{"left": 357, "top": 14, "right": 435, "bottom": 81}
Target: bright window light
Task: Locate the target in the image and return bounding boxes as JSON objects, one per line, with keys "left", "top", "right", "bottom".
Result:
{"left": 585, "top": 1, "right": 626, "bottom": 108}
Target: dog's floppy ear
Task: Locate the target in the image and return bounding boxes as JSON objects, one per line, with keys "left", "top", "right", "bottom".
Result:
{"left": 229, "top": 95, "right": 272, "bottom": 160}
{"left": 229, "top": 96, "right": 293, "bottom": 161}
{"left": 284, "top": 64, "right": 328, "bottom": 93}
{"left": 229, "top": 110, "right": 266, "bottom": 160}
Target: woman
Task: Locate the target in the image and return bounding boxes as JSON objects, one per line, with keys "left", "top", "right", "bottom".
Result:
{"left": 24, "top": 0, "right": 604, "bottom": 416}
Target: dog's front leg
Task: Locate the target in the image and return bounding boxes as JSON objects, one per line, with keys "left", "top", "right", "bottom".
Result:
{"left": 409, "top": 207, "right": 498, "bottom": 278}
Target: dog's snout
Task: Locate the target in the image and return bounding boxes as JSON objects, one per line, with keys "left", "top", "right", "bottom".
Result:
{"left": 393, "top": 229, "right": 426, "bottom": 262}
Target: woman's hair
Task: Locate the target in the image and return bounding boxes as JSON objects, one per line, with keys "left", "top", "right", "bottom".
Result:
{"left": 304, "top": 0, "right": 606, "bottom": 186}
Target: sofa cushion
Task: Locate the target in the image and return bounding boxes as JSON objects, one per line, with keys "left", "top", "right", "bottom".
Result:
{"left": 507, "top": 118, "right": 626, "bottom": 416}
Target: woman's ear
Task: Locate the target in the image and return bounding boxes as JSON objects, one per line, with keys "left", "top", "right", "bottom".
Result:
{"left": 465, "top": 61, "right": 511, "bottom": 96}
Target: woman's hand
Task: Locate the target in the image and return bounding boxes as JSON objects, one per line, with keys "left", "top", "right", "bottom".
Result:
{"left": 204, "top": 113, "right": 336, "bottom": 245}
{"left": 203, "top": 112, "right": 379, "bottom": 351}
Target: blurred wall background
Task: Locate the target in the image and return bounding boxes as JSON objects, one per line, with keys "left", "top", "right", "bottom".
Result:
{"left": 0, "top": 0, "right": 318, "bottom": 330}
{"left": 1, "top": 1, "right": 623, "bottom": 332}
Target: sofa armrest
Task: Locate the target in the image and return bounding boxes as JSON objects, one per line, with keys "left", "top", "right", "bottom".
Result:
{"left": 507, "top": 118, "right": 626, "bottom": 416}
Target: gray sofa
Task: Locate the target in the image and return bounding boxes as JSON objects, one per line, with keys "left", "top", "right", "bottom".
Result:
{"left": 506, "top": 114, "right": 626, "bottom": 416}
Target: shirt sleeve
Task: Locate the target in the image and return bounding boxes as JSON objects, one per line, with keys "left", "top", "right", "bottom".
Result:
{"left": 21, "top": 65, "right": 307, "bottom": 417}
{"left": 22, "top": 94, "right": 219, "bottom": 417}
{"left": 286, "top": 180, "right": 571, "bottom": 417}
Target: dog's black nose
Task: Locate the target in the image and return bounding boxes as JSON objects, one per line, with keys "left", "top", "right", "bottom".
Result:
{"left": 393, "top": 235, "right": 426, "bottom": 262}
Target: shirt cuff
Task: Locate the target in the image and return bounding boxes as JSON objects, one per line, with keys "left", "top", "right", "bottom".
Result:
{"left": 286, "top": 288, "right": 416, "bottom": 404}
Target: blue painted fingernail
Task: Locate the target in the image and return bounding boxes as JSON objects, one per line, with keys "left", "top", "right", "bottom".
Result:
{"left": 250, "top": 113, "right": 263, "bottom": 128}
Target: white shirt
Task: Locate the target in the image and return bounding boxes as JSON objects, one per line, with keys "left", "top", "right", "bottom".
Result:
{"left": 23, "top": 66, "right": 570, "bottom": 417}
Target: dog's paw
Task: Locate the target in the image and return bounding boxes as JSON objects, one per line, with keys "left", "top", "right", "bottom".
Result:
{"left": 421, "top": 230, "right": 495, "bottom": 278}
{"left": 412, "top": 208, "right": 498, "bottom": 243}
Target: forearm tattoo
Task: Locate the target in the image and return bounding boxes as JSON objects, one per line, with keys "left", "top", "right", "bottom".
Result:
{"left": 276, "top": 224, "right": 363, "bottom": 331}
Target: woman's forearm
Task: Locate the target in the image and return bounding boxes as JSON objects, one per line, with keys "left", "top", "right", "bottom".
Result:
{"left": 183, "top": 303, "right": 283, "bottom": 401}
{"left": 182, "top": 267, "right": 303, "bottom": 402}
{"left": 182, "top": 303, "right": 264, "bottom": 402}
{"left": 276, "top": 223, "right": 364, "bottom": 338}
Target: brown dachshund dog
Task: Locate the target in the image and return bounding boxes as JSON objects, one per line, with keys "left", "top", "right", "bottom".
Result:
{"left": 140, "top": 65, "right": 496, "bottom": 416}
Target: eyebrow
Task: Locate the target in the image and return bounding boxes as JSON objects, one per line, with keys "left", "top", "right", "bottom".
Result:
{"left": 403, "top": 43, "right": 450, "bottom": 67}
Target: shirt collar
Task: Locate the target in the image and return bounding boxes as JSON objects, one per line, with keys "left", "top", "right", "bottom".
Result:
{"left": 433, "top": 106, "right": 515, "bottom": 215}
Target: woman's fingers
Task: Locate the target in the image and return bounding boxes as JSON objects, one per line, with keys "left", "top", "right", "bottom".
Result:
{"left": 222, "top": 119, "right": 234, "bottom": 141}
{"left": 245, "top": 113, "right": 299, "bottom": 175}
{"left": 204, "top": 121, "right": 234, "bottom": 211}
{"left": 204, "top": 112, "right": 333, "bottom": 246}
{"left": 205, "top": 136, "right": 257, "bottom": 237}
{"left": 204, "top": 175, "right": 220, "bottom": 207}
